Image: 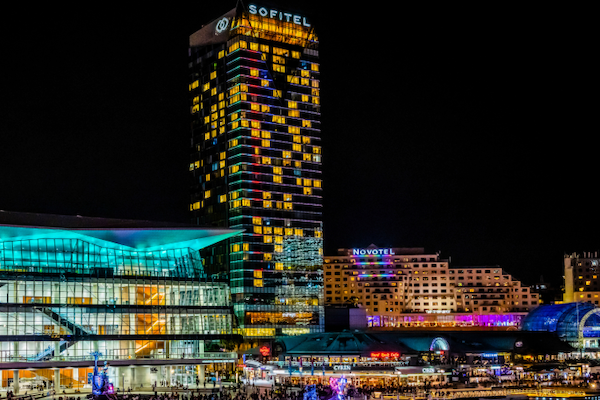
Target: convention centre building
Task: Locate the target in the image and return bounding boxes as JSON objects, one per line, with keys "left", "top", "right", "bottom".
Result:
{"left": 0, "top": 211, "right": 242, "bottom": 393}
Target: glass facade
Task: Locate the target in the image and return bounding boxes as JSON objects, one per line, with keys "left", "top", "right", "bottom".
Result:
{"left": 521, "top": 302, "right": 600, "bottom": 345}
{"left": 189, "top": 4, "right": 323, "bottom": 338}
{"left": 0, "top": 214, "right": 240, "bottom": 391}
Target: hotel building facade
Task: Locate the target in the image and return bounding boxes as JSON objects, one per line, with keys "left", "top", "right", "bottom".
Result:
{"left": 324, "top": 246, "right": 540, "bottom": 328}
{"left": 188, "top": 3, "right": 323, "bottom": 339}
{"left": 0, "top": 211, "right": 241, "bottom": 393}
{"left": 564, "top": 251, "right": 600, "bottom": 304}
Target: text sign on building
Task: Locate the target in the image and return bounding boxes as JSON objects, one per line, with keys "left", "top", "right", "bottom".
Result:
{"left": 352, "top": 248, "right": 395, "bottom": 256}
{"left": 248, "top": 4, "right": 311, "bottom": 27}
{"left": 333, "top": 365, "right": 351, "bottom": 371}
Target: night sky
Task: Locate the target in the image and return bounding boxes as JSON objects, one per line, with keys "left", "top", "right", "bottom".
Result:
{"left": 1, "top": 3, "right": 595, "bottom": 291}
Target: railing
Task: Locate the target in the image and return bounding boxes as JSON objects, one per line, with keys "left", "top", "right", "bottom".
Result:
{"left": 1, "top": 351, "right": 237, "bottom": 363}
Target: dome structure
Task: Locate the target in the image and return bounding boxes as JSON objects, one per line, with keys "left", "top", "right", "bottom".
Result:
{"left": 521, "top": 302, "right": 600, "bottom": 345}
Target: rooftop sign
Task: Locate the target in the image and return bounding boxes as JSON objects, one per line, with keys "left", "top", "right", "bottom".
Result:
{"left": 248, "top": 4, "right": 311, "bottom": 27}
{"left": 352, "top": 248, "right": 395, "bottom": 256}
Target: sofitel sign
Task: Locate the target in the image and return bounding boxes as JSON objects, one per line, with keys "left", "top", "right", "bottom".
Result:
{"left": 352, "top": 248, "right": 395, "bottom": 256}
{"left": 248, "top": 4, "right": 311, "bottom": 27}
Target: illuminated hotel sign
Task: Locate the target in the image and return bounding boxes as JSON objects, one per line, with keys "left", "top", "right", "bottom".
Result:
{"left": 248, "top": 4, "right": 311, "bottom": 27}
{"left": 352, "top": 248, "right": 395, "bottom": 256}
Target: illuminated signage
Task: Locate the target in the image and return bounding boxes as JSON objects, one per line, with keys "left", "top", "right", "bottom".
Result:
{"left": 370, "top": 352, "right": 400, "bottom": 359}
{"left": 259, "top": 346, "right": 270, "bottom": 356}
{"left": 352, "top": 248, "right": 395, "bottom": 256}
{"left": 333, "top": 365, "right": 351, "bottom": 371}
{"left": 215, "top": 17, "right": 230, "bottom": 34}
{"left": 422, "top": 367, "right": 436, "bottom": 373}
{"left": 248, "top": 4, "right": 311, "bottom": 27}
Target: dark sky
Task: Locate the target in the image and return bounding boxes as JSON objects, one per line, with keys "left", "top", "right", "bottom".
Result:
{"left": 1, "top": 3, "right": 595, "bottom": 289}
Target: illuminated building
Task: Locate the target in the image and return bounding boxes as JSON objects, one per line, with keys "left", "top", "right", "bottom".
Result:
{"left": 563, "top": 251, "right": 600, "bottom": 304}
{"left": 0, "top": 211, "right": 241, "bottom": 393}
{"left": 324, "top": 246, "right": 540, "bottom": 328}
{"left": 188, "top": 3, "right": 323, "bottom": 339}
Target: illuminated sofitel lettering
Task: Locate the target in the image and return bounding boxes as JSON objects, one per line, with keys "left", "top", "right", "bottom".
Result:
{"left": 248, "top": 4, "right": 311, "bottom": 27}
{"left": 352, "top": 248, "right": 395, "bottom": 256}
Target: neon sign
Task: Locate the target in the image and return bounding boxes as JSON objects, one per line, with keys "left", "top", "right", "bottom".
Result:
{"left": 370, "top": 352, "right": 400, "bottom": 359}
{"left": 248, "top": 4, "right": 311, "bottom": 27}
{"left": 259, "top": 346, "right": 270, "bottom": 356}
{"left": 352, "top": 248, "right": 395, "bottom": 256}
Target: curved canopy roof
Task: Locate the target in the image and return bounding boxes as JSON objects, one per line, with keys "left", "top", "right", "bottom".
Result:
{"left": 521, "top": 302, "right": 600, "bottom": 343}
{"left": 277, "top": 330, "right": 574, "bottom": 356}
{"left": 0, "top": 211, "right": 243, "bottom": 251}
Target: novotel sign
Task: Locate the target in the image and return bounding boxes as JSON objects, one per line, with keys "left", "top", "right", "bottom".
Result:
{"left": 248, "top": 4, "right": 311, "bottom": 27}
{"left": 352, "top": 248, "right": 395, "bottom": 256}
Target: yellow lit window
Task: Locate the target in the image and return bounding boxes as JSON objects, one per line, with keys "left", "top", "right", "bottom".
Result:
{"left": 262, "top": 139, "right": 270, "bottom": 147}
{"left": 274, "top": 245, "right": 283, "bottom": 253}
{"left": 284, "top": 202, "right": 293, "bottom": 210}
{"left": 282, "top": 151, "right": 291, "bottom": 159}
{"left": 261, "top": 131, "right": 271, "bottom": 139}
{"left": 273, "top": 90, "right": 282, "bottom": 98}
{"left": 292, "top": 144, "right": 302, "bottom": 152}
{"left": 263, "top": 226, "right": 272, "bottom": 234}
{"left": 274, "top": 236, "right": 283, "bottom": 244}
{"left": 293, "top": 135, "right": 301, "bottom": 143}
{"left": 292, "top": 51, "right": 301, "bottom": 58}
{"left": 242, "top": 199, "right": 251, "bottom": 207}
{"left": 250, "top": 69, "right": 259, "bottom": 77}
{"left": 294, "top": 228, "right": 303, "bottom": 236}
{"left": 273, "top": 116, "right": 286, "bottom": 124}
{"left": 261, "top": 104, "right": 270, "bottom": 112}
{"left": 301, "top": 70, "right": 310, "bottom": 77}
{"left": 250, "top": 42, "right": 259, "bottom": 51}
{"left": 273, "top": 167, "right": 282, "bottom": 174}
{"left": 263, "top": 192, "right": 272, "bottom": 199}
{"left": 253, "top": 217, "right": 261, "bottom": 225}
{"left": 260, "top": 44, "right": 269, "bottom": 53}
{"left": 289, "top": 110, "right": 300, "bottom": 117}
{"left": 204, "top": 190, "right": 211, "bottom": 199}
{"left": 231, "top": 244, "right": 240, "bottom": 253}
{"left": 219, "top": 194, "right": 227, "bottom": 203}
{"left": 229, "top": 139, "right": 238, "bottom": 148}
{"left": 264, "top": 235, "right": 272, "bottom": 243}
{"left": 311, "top": 63, "right": 319, "bottom": 71}
{"left": 253, "top": 226, "right": 262, "bottom": 234}
{"left": 275, "top": 262, "right": 283, "bottom": 270}
{"left": 190, "top": 80, "right": 199, "bottom": 90}
{"left": 262, "top": 157, "right": 271, "bottom": 165}
{"left": 253, "top": 270, "right": 263, "bottom": 278}
{"left": 264, "top": 253, "right": 272, "bottom": 261}
{"left": 274, "top": 227, "right": 283, "bottom": 235}
{"left": 283, "top": 193, "right": 292, "bottom": 201}
{"left": 304, "top": 187, "right": 312, "bottom": 195}
{"left": 251, "top": 120, "right": 261, "bottom": 129}
{"left": 273, "top": 65, "right": 285, "bottom": 73}
{"left": 302, "top": 120, "right": 312, "bottom": 128}
{"left": 275, "top": 201, "right": 283, "bottom": 209}
{"left": 314, "top": 180, "right": 322, "bottom": 188}
{"left": 202, "top": 82, "right": 210, "bottom": 92}
{"left": 288, "top": 101, "right": 298, "bottom": 108}
{"left": 251, "top": 129, "right": 260, "bottom": 137}
{"left": 253, "top": 279, "right": 263, "bottom": 288}
{"left": 230, "top": 200, "right": 241, "bottom": 209}
{"left": 289, "top": 126, "right": 300, "bottom": 134}
{"left": 263, "top": 200, "right": 272, "bottom": 208}
{"left": 261, "top": 79, "right": 269, "bottom": 87}
{"left": 273, "top": 176, "right": 282, "bottom": 183}
{"left": 303, "top": 178, "right": 312, "bottom": 186}
{"left": 301, "top": 94, "right": 309, "bottom": 102}
{"left": 210, "top": 71, "right": 217, "bottom": 80}
{"left": 302, "top": 136, "right": 311, "bottom": 144}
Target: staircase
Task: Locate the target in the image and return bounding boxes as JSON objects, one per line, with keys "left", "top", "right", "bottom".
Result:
{"left": 30, "top": 307, "right": 91, "bottom": 361}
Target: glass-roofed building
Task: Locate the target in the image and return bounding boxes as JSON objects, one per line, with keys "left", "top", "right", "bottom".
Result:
{"left": 521, "top": 302, "right": 600, "bottom": 350}
{"left": 0, "top": 211, "right": 242, "bottom": 393}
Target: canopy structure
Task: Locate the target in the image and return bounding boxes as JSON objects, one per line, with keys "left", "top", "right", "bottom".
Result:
{"left": 277, "top": 330, "right": 574, "bottom": 358}
{"left": 521, "top": 302, "right": 600, "bottom": 346}
{"left": 0, "top": 210, "right": 242, "bottom": 251}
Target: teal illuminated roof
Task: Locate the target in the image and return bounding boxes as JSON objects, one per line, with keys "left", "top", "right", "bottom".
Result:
{"left": 0, "top": 211, "right": 243, "bottom": 251}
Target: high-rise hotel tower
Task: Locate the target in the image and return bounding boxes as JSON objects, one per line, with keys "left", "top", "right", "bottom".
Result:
{"left": 188, "top": 3, "right": 323, "bottom": 339}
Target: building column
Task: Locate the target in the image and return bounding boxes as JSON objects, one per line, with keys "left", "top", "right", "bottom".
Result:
{"left": 13, "top": 370, "right": 19, "bottom": 395}
{"left": 54, "top": 368, "right": 60, "bottom": 391}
